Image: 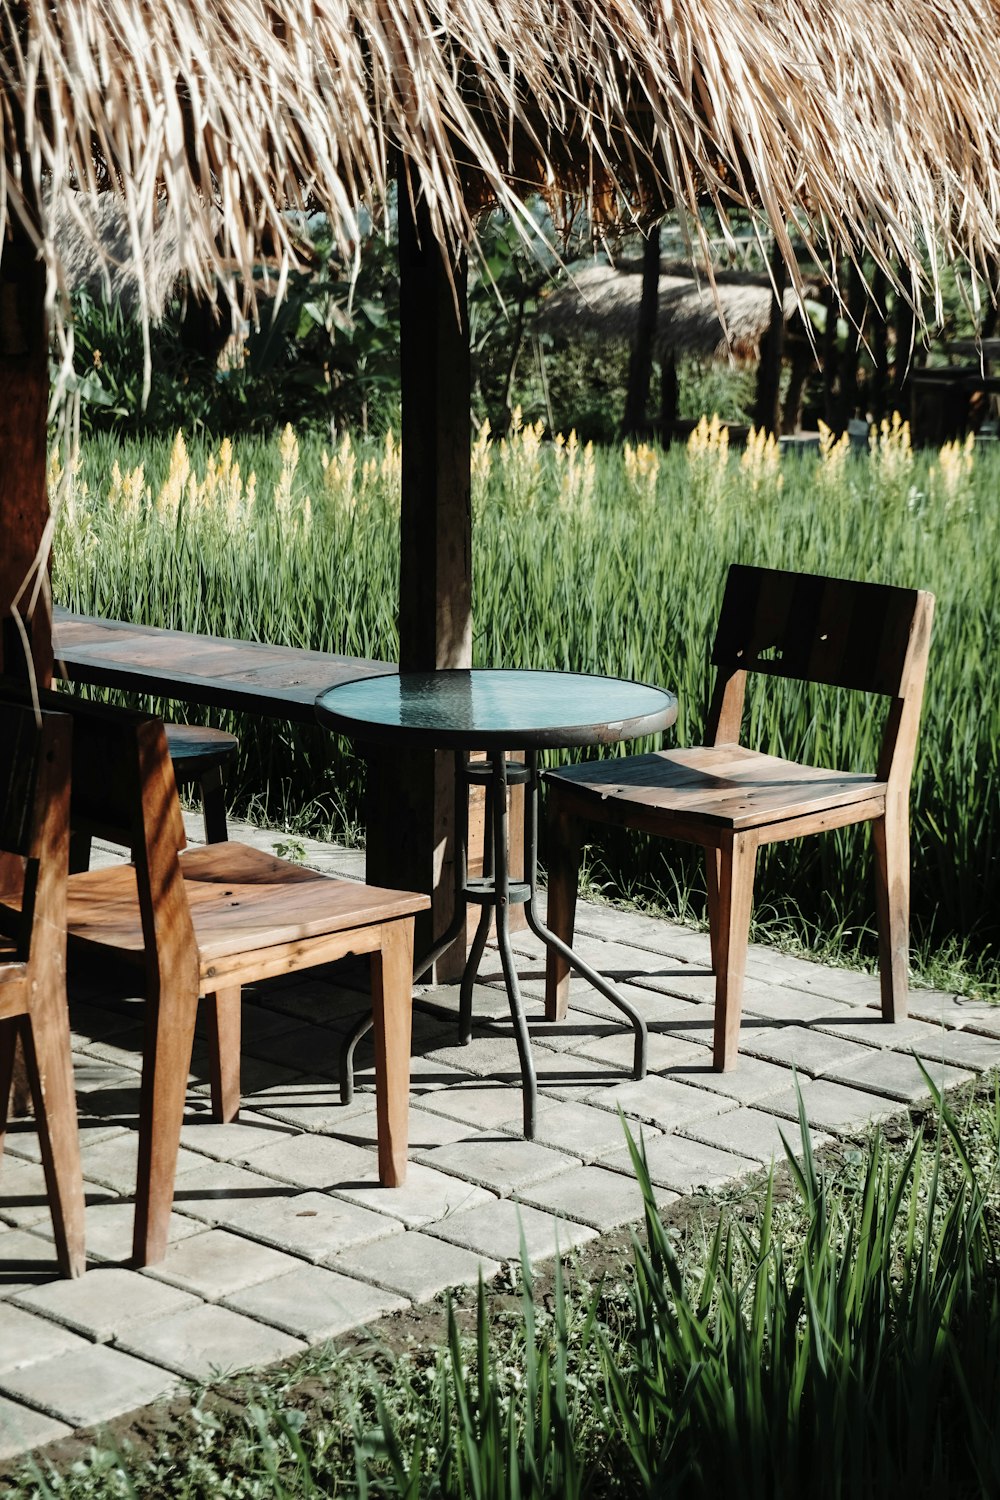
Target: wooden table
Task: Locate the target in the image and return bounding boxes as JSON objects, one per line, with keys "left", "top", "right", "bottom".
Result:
{"left": 53, "top": 608, "right": 395, "bottom": 721}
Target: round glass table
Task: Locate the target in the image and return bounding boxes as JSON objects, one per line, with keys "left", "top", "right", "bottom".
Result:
{"left": 316, "top": 669, "right": 678, "bottom": 1137}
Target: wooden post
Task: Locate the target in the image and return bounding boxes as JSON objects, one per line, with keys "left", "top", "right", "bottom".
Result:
{"left": 364, "top": 168, "right": 472, "bottom": 974}
{"left": 622, "top": 223, "right": 661, "bottom": 438}
{"left": 1, "top": 172, "right": 52, "bottom": 1124}
{"left": 0, "top": 200, "right": 51, "bottom": 684}
{"left": 752, "top": 237, "right": 788, "bottom": 435}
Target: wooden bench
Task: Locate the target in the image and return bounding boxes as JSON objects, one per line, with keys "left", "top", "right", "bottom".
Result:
{"left": 53, "top": 609, "right": 525, "bottom": 953}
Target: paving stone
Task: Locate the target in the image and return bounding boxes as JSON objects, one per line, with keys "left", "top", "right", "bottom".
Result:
{"left": 331, "top": 1162, "right": 496, "bottom": 1227}
{"left": 0, "top": 1344, "right": 177, "bottom": 1428}
{"left": 534, "top": 1048, "right": 641, "bottom": 1101}
{"left": 178, "top": 1110, "right": 298, "bottom": 1162}
{"left": 331, "top": 1102, "right": 478, "bottom": 1153}
{"left": 517, "top": 1164, "right": 678, "bottom": 1231}
{"left": 683, "top": 1107, "right": 832, "bottom": 1165}
{"left": 0, "top": 1394, "right": 73, "bottom": 1460}
{"left": 0, "top": 1158, "right": 115, "bottom": 1229}
{"left": 116, "top": 1301, "right": 304, "bottom": 1382}
{"left": 0, "top": 1303, "right": 90, "bottom": 1370}
{"left": 241, "top": 1022, "right": 350, "bottom": 1078}
{"left": 426, "top": 1198, "right": 597, "bottom": 1264}
{"left": 415, "top": 980, "right": 514, "bottom": 1028}
{"left": 603, "top": 1133, "right": 761, "bottom": 1195}
{"left": 168, "top": 1160, "right": 294, "bottom": 1226}
{"left": 901, "top": 991, "right": 1000, "bottom": 1034}
{"left": 69, "top": 1002, "right": 144, "bottom": 1045}
{"left": 77, "top": 1028, "right": 145, "bottom": 1072}
{"left": 208, "top": 1189, "right": 404, "bottom": 1262}
{"left": 142, "top": 1229, "right": 307, "bottom": 1300}
{"left": 752, "top": 959, "right": 881, "bottom": 1007}
{"left": 67, "top": 1059, "right": 142, "bottom": 1098}
{"left": 0, "top": 1228, "right": 62, "bottom": 1295}
{"left": 824, "top": 1050, "right": 975, "bottom": 1104}
{"left": 226, "top": 1264, "right": 408, "bottom": 1339}
{"left": 740, "top": 991, "right": 855, "bottom": 1025}
{"left": 815, "top": 1012, "right": 1000, "bottom": 1072}
{"left": 661, "top": 1054, "right": 797, "bottom": 1107}
{"left": 332, "top": 1233, "right": 502, "bottom": 1304}
{"left": 191, "top": 1055, "right": 304, "bottom": 1103}
{"left": 29, "top": 1201, "right": 202, "bottom": 1266}
{"left": 251, "top": 1075, "right": 392, "bottom": 1134}
{"left": 417, "top": 1136, "right": 580, "bottom": 1194}
{"left": 575, "top": 1030, "right": 711, "bottom": 1077}
{"left": 78, "top": 1135, "right": 206, "bottom": 1195}
{"left": 738, "top": 1025, "right": 873, "bottom": 1077}
{"left": 235, "top": 1132, "right": 377, "bottom": 1189}
{"left": 14, "top": 1266, "right": 198, "bottom": 1342}
{"left": 530, "top": 1099, "right": 662, "bottom": 1162}
{"left": 570, "top": 903, "right": 707, "bottom": 957}
{"left": 587, "top": 1074, "right": 737, "bottom": 1132}
{"left": 418, "top": 1082, "right": 545, "bottom": 1132}
{"left": 2, "top": 1118, "right": 127, "bottom": 1166}
{"left": 766, "top": 1079, "right": 905, "bottom": 1135}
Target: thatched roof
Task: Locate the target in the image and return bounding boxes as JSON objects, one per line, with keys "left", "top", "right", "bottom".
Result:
{"left": 5, "top": 2, "right": 1000, "bottom": 320}
{"left": 540, "top": 262, "right": 821, "bottom": 363}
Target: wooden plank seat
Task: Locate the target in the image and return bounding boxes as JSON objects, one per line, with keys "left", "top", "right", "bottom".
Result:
{"left": 0, "top": 704, "right": 85, "bottom": 1277}
{"left": 0, "top": 685, "right": 429, "bottom": 1268}
{"left": 544, "top": 564, "right": 934, "bottom": 1072}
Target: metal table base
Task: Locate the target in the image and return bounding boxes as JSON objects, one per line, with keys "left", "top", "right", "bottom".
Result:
{"left": 339, "top": 750, "right": 648, "bottom": 1138}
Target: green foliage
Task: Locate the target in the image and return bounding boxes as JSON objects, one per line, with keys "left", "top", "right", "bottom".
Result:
{"left": 53, "top": 424, "right": 1000, "bottom": 986}
{"left": 14, "top": 1088, "right": 1000, "bottom": 1497}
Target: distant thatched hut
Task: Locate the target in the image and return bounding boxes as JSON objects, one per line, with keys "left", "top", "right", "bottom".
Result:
{"left": 540, "top": 261, "right": 822, "bottom": 434}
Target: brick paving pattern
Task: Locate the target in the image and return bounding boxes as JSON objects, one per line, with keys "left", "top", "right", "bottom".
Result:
{"left": 0, "top": 816, "right": 994, "bottom": 1461}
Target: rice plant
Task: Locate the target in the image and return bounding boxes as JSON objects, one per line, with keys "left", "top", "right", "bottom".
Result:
{"left": 54, "top": 419, "right": 1000, "bottom": 983}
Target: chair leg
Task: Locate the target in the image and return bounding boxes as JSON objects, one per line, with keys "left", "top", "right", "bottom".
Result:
{"left": 21, "top": 1007, "right": 86, "bottom": 1278}
{"left": 873, "top": 801, "right": 909, "bottom": 1022}
{"left": 705, "top": 847, "right": 722, "bottom": 972}
{"left": 200, "top": 766, "right": 230, "bottom": 844}
{"left": 370, "top": 918, "right": 413, "bottom": 1189}
{"left": 132, "top": 980, "right": 200, "bottom": 1267}
{"left": 543, "top": 801, "right": 582, "bottom": 1022}
{"left": 712, "top": 832, "right": 758, "bottom": 1072}
{"left": 206, "top": 986, "right": 242, "bottom": 1123}
{"left": 0, "top": 1016, "right": 18, "bottom": 1160}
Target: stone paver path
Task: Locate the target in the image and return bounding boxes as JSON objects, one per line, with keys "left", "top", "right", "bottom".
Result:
{"left": 1, "top": 815, "right": 997, "bottom": 1462}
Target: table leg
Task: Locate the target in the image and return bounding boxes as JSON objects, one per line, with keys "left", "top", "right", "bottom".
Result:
{"left": 485, "top": 752, "right": 538, "bottom": 1138}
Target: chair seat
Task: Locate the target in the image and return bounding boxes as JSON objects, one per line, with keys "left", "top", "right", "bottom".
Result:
{"left": 547, "top": 744, "right": 885, "bottom": 831}
{"left": 163, "top": 724, "right": 239, "bottom": 783}
{"left": 63, "top": 842, "right": 428, "bottom": 966}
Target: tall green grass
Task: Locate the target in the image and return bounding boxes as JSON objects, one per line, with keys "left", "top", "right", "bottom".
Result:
{"left": 54, "top": 422, "right": 1000, "bottom": 983}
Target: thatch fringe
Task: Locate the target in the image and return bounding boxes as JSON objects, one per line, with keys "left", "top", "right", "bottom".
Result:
{"left": 4, "top": 1, "right": 1000, "bottom": 323}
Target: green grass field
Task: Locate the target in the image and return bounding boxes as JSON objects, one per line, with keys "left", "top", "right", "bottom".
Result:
{"left": 54, "top": 418, "right": 1000, "bottom": 989}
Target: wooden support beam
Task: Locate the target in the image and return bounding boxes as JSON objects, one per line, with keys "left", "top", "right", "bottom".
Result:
{"left": 365, "top": 170, "right": 473, "bottom": 974}
{"left": 0, "top": 204, "right": 51, "bottom": 684}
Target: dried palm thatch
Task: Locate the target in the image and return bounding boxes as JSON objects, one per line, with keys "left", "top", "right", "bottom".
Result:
{"left": 4, "top": 0, "right": 1000, "bottom": 324}
{"left": 541, "top": 262, "right": 819, "bottom": 363}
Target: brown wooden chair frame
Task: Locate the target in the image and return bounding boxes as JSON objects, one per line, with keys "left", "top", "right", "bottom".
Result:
{"left": 544, "top": 564, "right": 935, "bottom": 1071}
{"left": 0, "top": 686, "right": 427, "bottom": 1268}
{"left": 0, "top": 704, "right": 85, "bottom": 1277}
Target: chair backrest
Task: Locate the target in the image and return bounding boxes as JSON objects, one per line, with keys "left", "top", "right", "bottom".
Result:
{"left": 0, "top": 704, "right": 71, "bottom": 970}
{"left": 0, "top": 684, "right": 197, "bottom": 989}
{"left": 706, "top": 565, "right": 934, "bottom": 784}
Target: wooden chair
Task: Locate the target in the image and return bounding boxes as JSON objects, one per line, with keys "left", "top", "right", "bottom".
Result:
{"left": 0, "top": 687, "right": 428, "bottom": 1268}
{"left": 543, "top": 565, "right": 934, "bottom": 1071}
{"left": 0, "top": 704, "right": 85, "bottom": 1277}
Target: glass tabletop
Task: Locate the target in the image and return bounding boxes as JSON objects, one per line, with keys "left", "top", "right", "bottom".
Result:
{"left": 315, "top": 669, "right": 677, "bottom": 749}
